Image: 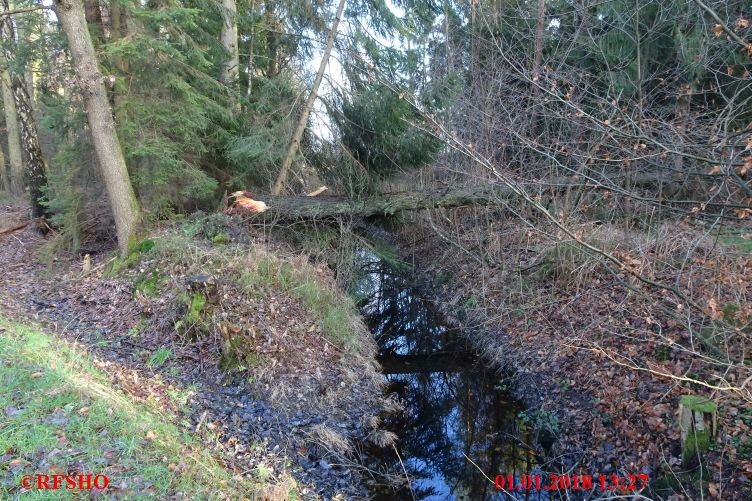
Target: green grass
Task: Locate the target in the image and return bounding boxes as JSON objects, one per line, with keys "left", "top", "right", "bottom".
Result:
{"left": 147, "top": 347, "right": 172, "bottom": 368}
{"left": 0, "top": 315, "right": 272, "bottom": 500}
{"left": 240, "top": 255, "right": 364, "bottom": 350}
{"left": 719, "top": 234, "right": 752, "bottom": 254}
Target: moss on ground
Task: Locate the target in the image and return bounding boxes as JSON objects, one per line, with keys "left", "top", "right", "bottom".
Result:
{"left": 680, "top": 395, "right": 717, "bottom": 414}
{"left": 719, "top": 234, "right": 752, "bottom": 254}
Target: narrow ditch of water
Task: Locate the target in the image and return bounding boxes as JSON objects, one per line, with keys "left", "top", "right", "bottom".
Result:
{"left": 354, "top": 249, "right": 552, "bottom": 500}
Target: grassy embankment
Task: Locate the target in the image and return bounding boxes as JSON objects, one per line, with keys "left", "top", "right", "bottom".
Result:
{"left": 117, "top": 213, "right": 372, "bottom": 361}
{"left": 0, "top": 315, "right": 289, "bottom": 500}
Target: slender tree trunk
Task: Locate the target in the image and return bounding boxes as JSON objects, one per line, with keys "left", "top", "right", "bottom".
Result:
{"left": 219, "top": 0, "right": 240, "bottom": 112}
{"left": 17, "top": 19, "right": 35, "bottom": 107}
{"left": 109, "top": 3, "right": 129, "bottom": 73}
{"left": 0, "top": 57, "right": 23, "bottom": 195}
{"left": 11, "top": 79, "right": 47, "bottom": 217}
{"left": 246, "top": 35, "right": 254, "bottom": 97}
{"left": 470, "top": 0, "right": 476, "bottom": 77}
{"left": 54, "top": 0, "right": 140, "bottom": 255}
{"left": 0, "top": 1, "right": 48, "bottom": 217}
{"left": 84, "top": 0, "right": 101, "bottom": 24}
{"left": 0, "top": 139, "right": 5, "bottom": 191}
{"left": 83, "top": 0, "right": 103, "bottom": 41}
{"left": 528, "top": 0, "right": 546, "bottom": 134}
{"left": 219, "top": 0, "right": 239, "bottom": 86}
{"left": 110, "top": 2, "right": 121, "bottom": 43}
{"left": 246, "top": 0, "right": 255, "bottom": 98}
{"left": 271, "top": 0, "right": 346, "bottom": 195}
{"left": 635, "top": 0, "right": 643, "bottom": 119}
{"left": 533, "top": 0, "right": 545, "bottom": 81}
{"left": 264, "top": 0, "right": 278, "bottom": 77}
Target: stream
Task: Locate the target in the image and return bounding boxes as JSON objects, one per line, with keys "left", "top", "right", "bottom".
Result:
{"left": 354, "top": 250, "right": 550, "bottom": 500}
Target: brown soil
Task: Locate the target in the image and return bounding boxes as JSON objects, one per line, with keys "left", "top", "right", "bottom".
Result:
{"left": 0, "top": 202, "right": 388, "bottom": 499}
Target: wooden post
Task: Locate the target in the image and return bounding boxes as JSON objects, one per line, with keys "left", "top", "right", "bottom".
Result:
{"left": 678, "top": 395, "right": 717, "bottom": 466}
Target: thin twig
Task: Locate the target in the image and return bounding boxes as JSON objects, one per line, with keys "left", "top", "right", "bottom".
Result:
{"left": 392, "top": 444, "right": 416, "bottom": 501}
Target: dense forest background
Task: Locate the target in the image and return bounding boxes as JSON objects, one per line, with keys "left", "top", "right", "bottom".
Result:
{"left": 0, "top": 0, "right": 751, "bottom": 498}
{"left": 1, "top": 0, "right": 747, "bottom": 244}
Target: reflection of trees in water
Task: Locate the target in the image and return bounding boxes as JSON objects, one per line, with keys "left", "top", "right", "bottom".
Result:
{"left": 361, "top": 257, "right": 454, "bottom": 356}
{"left": 383, "top": 366, "right": 530, "bottom": 500}
{"left": 359, "top": 254, "right": 538, "bottom": 500}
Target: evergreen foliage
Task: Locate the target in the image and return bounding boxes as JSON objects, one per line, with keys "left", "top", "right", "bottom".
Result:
{"left": 336, "top": 84, "right": 440, "bottom": 186}
{"left": 3, "top": 0, "right": 750, "bottom": 244}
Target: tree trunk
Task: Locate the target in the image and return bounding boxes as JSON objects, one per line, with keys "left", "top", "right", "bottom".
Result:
{"left": 256, "top": 173, "right": 683, "bottom": 221}
{"left": 11, "top": 80, "right": 47, "bottom": 217}
{"left": 109, "top": 3, "right": 129, "bottom": 73}
{"left": 528, "top": 0, "right": 546, "bottom": 133}
{"left": 219, "top": 0, "right": 239, "bottom": 88}
{"left": 19, "top": 22, "right": 34, "bottom": 107}
{"left": 110, "top": 2, "right": 121, "bottom": 43}
{"left": 54, "top": 0, "right": 140, "bottom": 256}
{"left": 0, "top": 138, "right": 6, "bottom": 191}
{"left": 264, "top": 0, "right": 279, "bottom": 78}
{"left": 533, "top": 0, "right": 545, "bottom": 80}
{"left": 245, "top": 0, "right": 255, "bottom": 98}
{"left": 0, "top": 58, "right": 23, "bottom": 195}
{"left": 83, "top": 0, "right": 103, "bottom": 41}
{"left": 271, "top": 0, "right": 346, "bottom": 195}
{"left": 0, "top": 0, "right": 48, "bottom": 217}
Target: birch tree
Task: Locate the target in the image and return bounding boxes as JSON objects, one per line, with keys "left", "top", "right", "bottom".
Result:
{"left": 218, "top": 0, "right": 239, "bottom": 89}
{"left": 0, "top": 55, "right": 23, "bottom": 195}
{"left": 271, "top": 0, "right": 346, "bottom": 195}
{"left": 0, "top": 0, "right": 48, "bottom": 217}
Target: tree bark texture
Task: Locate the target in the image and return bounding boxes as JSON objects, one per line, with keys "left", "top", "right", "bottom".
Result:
{"left": 83, "top": 0, "right": 103, "bottom": 41}
{"left": 55, "top": 0, "right": 140, "bottom": 255}
{"left": 0, "top": 59, "right": 23, "bottom": 195}
{"left": 533, "top": 0, "right": 545, "bottom": 80}
{"left": 264, "top": 0, "right": 278, "bottom": 78}
{"left": 258, "top": 173, "right": 685, "bottom": 221}
{"left": 271, "top": 0, "right": 346, "bottom": 195}
{"left": 0, "top": 0, "right": 48, "bottom": 217}
{"left": 219, "top": 0, "right": 239, "bottom": 88}
{"left": 0, "top": 137, "right": 6, "bottom": 190}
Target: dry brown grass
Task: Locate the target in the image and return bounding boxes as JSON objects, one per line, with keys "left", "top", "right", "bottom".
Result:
{"left": 309, "top": 423, "right": 354, "bottom": 455}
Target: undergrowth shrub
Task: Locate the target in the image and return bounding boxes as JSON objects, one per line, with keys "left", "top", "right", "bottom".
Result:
{"left": 535, "top": 236, "right": 614, "bottom": 288}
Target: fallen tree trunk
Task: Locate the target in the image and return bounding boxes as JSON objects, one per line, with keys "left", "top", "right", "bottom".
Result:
{"left": 0, "top": 220, "right": 29, "bottom": 235}
{"left": 255, "top": 172, "right": 716, "bottom": 221}
{"left": 262, "top": 184, "right": 506, "bottom": 220}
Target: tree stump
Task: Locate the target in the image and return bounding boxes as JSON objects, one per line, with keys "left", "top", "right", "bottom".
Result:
{"left": 679, "top": 395, "right": 717, "bottom": 466}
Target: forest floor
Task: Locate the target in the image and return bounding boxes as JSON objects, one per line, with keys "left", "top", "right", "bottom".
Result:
{"left": 0, "top": 315, "right": 266, "bottom": 499}
{"left": 0, "top": 201, "right": 391, "bottom": 500}
{"left": 396, "top": 212, "right": 752, "bottom": 500}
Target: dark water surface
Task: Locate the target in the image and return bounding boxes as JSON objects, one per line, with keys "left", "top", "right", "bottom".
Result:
{"left": 355, "top": 251, "right": 547, "bottom": 500}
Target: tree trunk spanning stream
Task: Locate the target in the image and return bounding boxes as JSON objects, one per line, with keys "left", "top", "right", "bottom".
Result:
{"left": 256, "top": 172, "right": 702, "bottom": 221}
